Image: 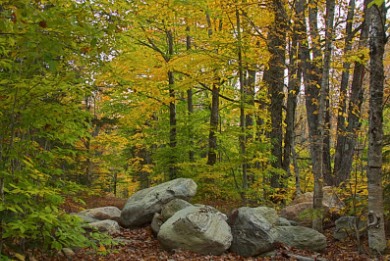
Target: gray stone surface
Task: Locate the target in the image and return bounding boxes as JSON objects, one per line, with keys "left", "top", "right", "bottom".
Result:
{"left": 229, "top": 207, "right": 279, "bottom": 257}
{"left": 151, "top": 212, "right": 164, "bottom": 236}
{"left": 281, "top": 187, "right": 345, "bottom": 227}
{"left": 73, "top": 213, "right": 99, "bottom": 223}
{"left": 120, "top": 178, "right": 197, "bottom": 228}
{"left": 88, "top": 220, "right": 121, "bottom": 234}
{"left": 161, "top": 198, "right": 192, "bottom": 221}
{"left": 276, "top": 217, "right": 292, "bottom": 226}
{"left": 333, "top": 216, "right": 365, "bottom": 240}
{"left": 62, "top": 248, "right": 75, "bottom": 258}
{"left": 78, "top": 206, "right": 121, "bottom": 222}
{"left": 157, "top": 205, "right": 232, "bottom": 255}
{"left": 274, "top": 225, "right": 327, "bottom": 252}
{"left": 280, "top": 202, "right": 314, "bottom": 226}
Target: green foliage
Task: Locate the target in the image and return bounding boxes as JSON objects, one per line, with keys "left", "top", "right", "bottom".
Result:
{"left": 0, "top": 0, "right": 116, "bottom": 257}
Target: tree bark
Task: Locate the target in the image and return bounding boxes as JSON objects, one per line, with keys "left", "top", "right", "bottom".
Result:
{"left": 333, "top": 0, "right": 368, "bottom": 186}
{"left": 186, "top": 25, "right": 195, "bottom": 162}
{"left": 235, "top": 5, "right": 249, "bottom": 198}
{"left": 206, "top": 13, "right": 220, "bottom": 166}
{"left": 207, "top": 84, "right": 219, "bottom": 165}
{"left": 167, "top": 29, "right": 177, "bottom": 180}
{"left": 367, "top": 0, "right": 387, "bottom": 253}
{"left": 283, "top": 0, "right": 303, "bottom": 177}
{"left": 263, "top": 0, "right": 287, "bottom": 189}
{"left": 312, "top": 0, "right": 335, "bottom": 232}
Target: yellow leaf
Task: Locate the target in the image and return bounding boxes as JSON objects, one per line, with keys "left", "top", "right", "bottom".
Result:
{"left": 14, "top": 253, "right": 25, "bottom": 261}
{"left": 98, "top": 245, "right": 106, "bottom": 253}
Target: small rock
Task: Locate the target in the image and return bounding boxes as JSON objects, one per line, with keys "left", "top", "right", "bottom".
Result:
{"left": 88, "top": 220, "right": 121, "bottom": 234}
{"left": 78, "top": 206, "right": 121, "bottom": 221}
{"left": 62, "top": 248, "right": 75, "bottom": 259}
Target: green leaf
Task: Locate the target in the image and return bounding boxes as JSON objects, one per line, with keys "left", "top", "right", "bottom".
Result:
{"left": 368, "top": 0, "right": 384, "bottom": 8}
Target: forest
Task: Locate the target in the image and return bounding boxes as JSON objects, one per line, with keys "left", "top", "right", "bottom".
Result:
{"left": 0, "top": 0, "right": 389, "bottom": 259}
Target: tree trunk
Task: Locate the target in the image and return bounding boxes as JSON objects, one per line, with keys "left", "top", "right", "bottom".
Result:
{"left": 367, "top": 1, "right": 387, "bottom": 253}
{"left": 235, "top": 5, "right": 248, "bottom": 199}
{"left": 207, "top": 84, "right": 219, "bottom": 165}
{"left": 206, "top": 13, "right": 220, "bottom": 166}
{"left": 333, "top": 0, "right": 368, "bottom": 186}
{"left": 283, "top": 0, "right": 303, "bottom": 176}
{"left": 312, "top": 0, "right": 335, "bottom": 232}
{"left": 245, "top": 69, "right": 256, "bottom": 185}
{"left": 263, "top": 0, "right": 286, "bottom": 189}
{"left": 167, "top": 29, "right": 177, "bottom": 180}
{"left": 186, "top": 25, "right": 195, "bottom": 162}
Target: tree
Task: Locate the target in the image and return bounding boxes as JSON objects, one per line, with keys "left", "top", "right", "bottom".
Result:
{"left": 312, "top": 0, "right": 336, "bottom": 232}
{"left": 263, "top": 0, "right": 287, "bottom": 190}
{"left": 333, "top": 0, "right": 369, "bottom": 186}
{"left": 366, "top": 0, "right": 387, "bottom": 253}
{"left": 0, "top": 0, "right": 112, "bottom": 255}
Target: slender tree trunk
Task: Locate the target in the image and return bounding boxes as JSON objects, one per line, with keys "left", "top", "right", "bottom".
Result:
{"left": 235, "top": 5, "right": 248, "bottom": 198}
{"left": 367, "top": 1, "right": 387, "bottom": 253}
{"left": 187, "top": 88, "right": 194, "bottom": 162}
{"left": 186, "top": 25, "right": 195, "bottom": 162}
{"left": 167, "top": 29, "right": 177, "bottom": 180}
{"left": 206, "top": 14, "right": 220, "bottom": 166}
{"left": 311, "top": 0, "right": 335, "bottom": 232}
{"left": 332, "top": 0, "right": 355, "bottom": 186}
{"left": 245, "top": 69, "right": 256, "bottom": 185}
{"left": 283, "top": 0, "right": 303, "bottom": 176}
{"left": 263, "top": 0, "right": 286, "bottom": 189}
{"left": 333, "top": 0, "right": 368, "bottom": 186}
{"left": 207, "top": 84, "right": 219, "bottom": 165}
{"left": 137, "top": 146, "right": 152, "bottom": 189}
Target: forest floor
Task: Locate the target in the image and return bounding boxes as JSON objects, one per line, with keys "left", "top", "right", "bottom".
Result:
{"left": 43, "top": 195, "right": 389, "bottom": 260}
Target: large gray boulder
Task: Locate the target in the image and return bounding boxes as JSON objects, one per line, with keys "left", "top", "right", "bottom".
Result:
{"left": 78, "top": 206, "right": 121, "bottom": 222}
{"left": 229, "top": 207, "right": 279, "bottom": 257}
{"left": 120, "top": 178, "right": 197, "bottom": 228}
{"left": 157, "top": 205, "right": 232, "bottom": 255}
{"left": 274, "top": 226, "right": 327, "bottom": 252}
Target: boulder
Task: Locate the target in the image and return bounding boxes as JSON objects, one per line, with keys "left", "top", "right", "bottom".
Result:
{"left": 78, "top": 206, "right": 121, "bottom": 222}
{"left": 120, "top": 178, "right": 197, "bottom": 228}
{"left": 88, "top": 220, "right": 121, "bottom": 234}
{"left": 274, "top": 226, "right": 327, "bottom": 252}
{"left": 333, "top": 216, "right": 365, "bottom": 240}
{"left": 73, "top": 213, "right": 99, "bottom": 223}
{"left": 229, "top": 207, "right": 279, "bottom": 257}
{"left": 151, "top": 212, "right": 164, "bottom": 236}
{"left": 322, "top": 186, "right": 345, "bottom": 211}
{"left": 161, "top": 198, "right": 193, "bottom": 222}
{"left": 280, "top": 202, "right": 314, "bottom": 226}
{"left": 157, "top": 205, "right": 232, "bottom": 255}
{"left": 280, "top": 187, "right": 344, "bottom": 226}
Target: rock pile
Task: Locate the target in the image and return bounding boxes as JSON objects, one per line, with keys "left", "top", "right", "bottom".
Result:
{"left": 76, "top": 178, "right": 330, "bottom": 257}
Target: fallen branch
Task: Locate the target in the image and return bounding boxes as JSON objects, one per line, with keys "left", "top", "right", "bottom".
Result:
{"left": 281, "top": 251, "right": 328, "bottom": 261}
